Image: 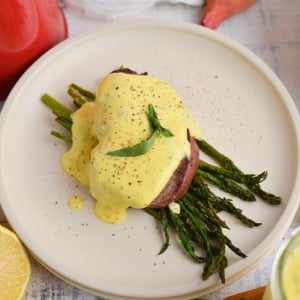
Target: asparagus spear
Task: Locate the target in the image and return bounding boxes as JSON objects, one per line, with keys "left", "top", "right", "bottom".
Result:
{"left": 197, "top": 139, "right": 282, "bottom": 205}
{"left": 68, "top": 83, "right": 95, "bottom": 108}
{"left": 198, "top": 169, "right": 256, "bottom": 201}
{"left": 191, "top": 176, "right": 261, "bottom": 228}
{"left": 199, "top": 160, "right": 267, "bottom": 186}
{"left": 41, "top": 93, "right": 73, "bottom": 141}
{"left": 42, "top": 93, "right": 72, "bottom": 121}
{"left": 158, "top": 208, "right": 171, "bottom": 254}
{"left": 168, "top": 208, "right": 205, "bottom": 263}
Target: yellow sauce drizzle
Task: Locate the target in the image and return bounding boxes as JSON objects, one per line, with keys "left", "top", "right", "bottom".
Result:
{"left": 61, "top": 73, "right": 201, "bottom": 224}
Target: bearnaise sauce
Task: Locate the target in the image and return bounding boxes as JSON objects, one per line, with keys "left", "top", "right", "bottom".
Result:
{"left": 61, "top": 73, "right": 201, "bottom": 223}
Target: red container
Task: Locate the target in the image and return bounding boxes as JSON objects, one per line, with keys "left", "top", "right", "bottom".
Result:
{"left": 0, "top": 0, "right": 68, "bottom": 99}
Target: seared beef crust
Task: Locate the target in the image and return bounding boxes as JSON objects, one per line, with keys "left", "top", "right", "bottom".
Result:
{"left": 149, "top": 132, "right": 199, "bottom": 208}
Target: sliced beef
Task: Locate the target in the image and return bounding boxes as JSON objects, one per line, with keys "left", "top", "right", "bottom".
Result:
{"left": 148, "top": 131, "right": 199, "bottom": 208}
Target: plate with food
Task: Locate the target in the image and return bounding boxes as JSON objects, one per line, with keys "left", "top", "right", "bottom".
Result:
{"left": 0, "top": 19, "right": 300, "bottom": 300}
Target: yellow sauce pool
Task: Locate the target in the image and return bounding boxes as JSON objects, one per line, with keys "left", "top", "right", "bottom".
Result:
{"left": 68, "top": 195, "right": 84, "bottom": 210}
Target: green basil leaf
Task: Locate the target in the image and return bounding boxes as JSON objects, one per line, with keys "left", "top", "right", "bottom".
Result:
{"left": 106, "top": 131, "right": 158, "bottom": 157}
{"left": 106, "top": 104, "right": 173, "bottom": 157}
{"left": 146, "top": 104, "right": 174, "bottom": 137}
{"left": 158, "top": 126, "right": 174, "bottom": 137}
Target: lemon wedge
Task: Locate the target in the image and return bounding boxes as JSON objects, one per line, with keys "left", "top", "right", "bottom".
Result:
{"left": 0, "top": 224, "right": 31, "bottom": 300}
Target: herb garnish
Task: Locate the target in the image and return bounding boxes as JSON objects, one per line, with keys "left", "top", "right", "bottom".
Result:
{"left": 106, "top": 104, "right": 174, "bottom": 157}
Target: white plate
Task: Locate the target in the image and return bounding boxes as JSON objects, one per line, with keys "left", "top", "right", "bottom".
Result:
{"left": 1, "top": 20, "right": 300, "bottom": 300}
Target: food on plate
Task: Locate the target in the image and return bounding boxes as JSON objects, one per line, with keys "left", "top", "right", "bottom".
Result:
{"left": 42, "top": 67, "right": 282, "bottom": 282}
{"left": 0, "top": 224, "right": 31, "bottom": 300}
{"left": 60, "top": 68, "right": 201, "bottom": 224}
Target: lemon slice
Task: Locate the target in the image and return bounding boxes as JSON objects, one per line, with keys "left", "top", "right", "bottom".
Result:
{"left": 0, "top": 224, "right": 31, "bottom": 300}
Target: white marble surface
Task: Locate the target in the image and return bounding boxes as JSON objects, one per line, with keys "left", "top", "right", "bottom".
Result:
{"left": 1, "top": 0, "right": 300, "bottom": 299}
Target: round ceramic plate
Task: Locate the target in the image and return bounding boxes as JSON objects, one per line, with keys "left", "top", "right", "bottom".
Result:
{"left": 1, "top": 20, "right": 300, "bottom": 300}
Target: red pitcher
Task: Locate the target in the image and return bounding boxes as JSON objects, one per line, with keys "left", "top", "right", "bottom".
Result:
{"left": 0, "top": 0, "right": 68, "bottom": 99}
